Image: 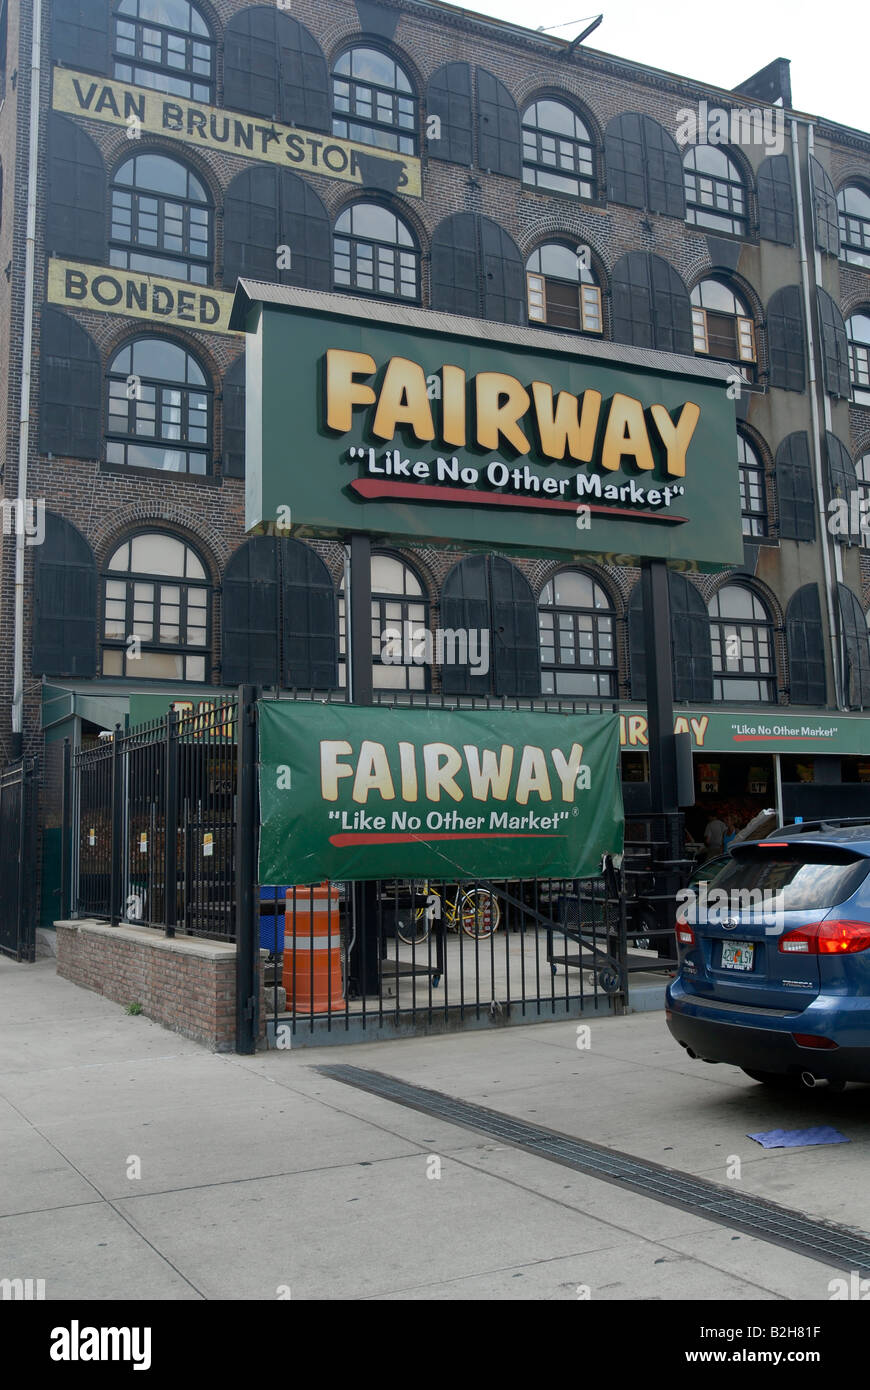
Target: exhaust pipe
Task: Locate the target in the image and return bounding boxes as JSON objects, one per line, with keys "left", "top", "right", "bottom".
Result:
{"left": 801, "top": 1071, "right": 830, "bottom": 1089}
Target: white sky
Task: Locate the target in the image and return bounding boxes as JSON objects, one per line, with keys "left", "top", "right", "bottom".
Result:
{"left": 461, "top": 0, "right": 869, "bottom": 135}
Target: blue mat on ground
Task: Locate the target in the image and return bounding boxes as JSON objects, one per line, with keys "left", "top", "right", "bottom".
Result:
{"left": 748, "top": 1126, "right": 849, "bottom": 1149}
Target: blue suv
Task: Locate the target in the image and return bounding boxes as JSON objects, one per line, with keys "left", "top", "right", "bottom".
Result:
{"left": 666, "top": 819, "right": 870, "bottom": 1090}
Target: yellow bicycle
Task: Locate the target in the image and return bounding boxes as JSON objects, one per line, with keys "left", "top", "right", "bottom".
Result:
{"left": 396, "top": 880, "right": 501, "bottom": 944}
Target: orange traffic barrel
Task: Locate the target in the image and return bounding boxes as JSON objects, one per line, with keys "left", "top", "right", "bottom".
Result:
{"left": 283, "top": 883, "right": 344, "bottom": 1013}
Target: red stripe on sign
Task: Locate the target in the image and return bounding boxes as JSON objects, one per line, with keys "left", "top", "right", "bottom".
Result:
{"left": 349, "top": 478, "right": 687, "bottom": 524}
{"left": 733, "top": 734, "right": 819, "bottom": 742}
{"left": 329, "top": 831, "right": 563, "bottom": 847}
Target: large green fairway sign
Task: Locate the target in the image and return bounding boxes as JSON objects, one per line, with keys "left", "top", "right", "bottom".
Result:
{"left": 233, "top": 286, "right": 742, "bottom": 566}
{"left": 258, "top": 701, "right": 624, "bottom": 884}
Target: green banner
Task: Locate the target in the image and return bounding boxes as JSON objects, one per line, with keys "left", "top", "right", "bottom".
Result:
{"left": 258, "top": 702, "right": 624, "bottom": 884}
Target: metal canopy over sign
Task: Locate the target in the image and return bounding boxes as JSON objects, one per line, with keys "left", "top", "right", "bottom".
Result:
{"left": 233, "top": 285, "right": 743, "bottom": 567}
{"left": 258, "top": 701, "right": 624, "bottom": 885}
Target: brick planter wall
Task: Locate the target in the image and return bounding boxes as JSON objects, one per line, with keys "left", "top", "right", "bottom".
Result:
{"left": 54, "top": 920, "right": 266, "bottom": 1052}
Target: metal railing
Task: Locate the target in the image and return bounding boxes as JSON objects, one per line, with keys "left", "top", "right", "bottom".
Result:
{"left": 73, "top": 699, "right": 238, "bottom": 940}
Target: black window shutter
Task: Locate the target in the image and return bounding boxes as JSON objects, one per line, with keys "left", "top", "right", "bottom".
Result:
{"left": 441, "top": 555, "right": 492, "bottom": 695}
{"left": 280, "top": 540, "right": 338, "bottom": 689}
{"left": 786, "top": 585, "right": 826, "bottom": 705}
{"left": 224, "top": 167, "right": 281, "bottom": 287}
{"left": 605, "top": 113, "right": 646, "bottom": 209}
{"left": 649, "top": 254, "right": 693, "bottom": 354}
{"left": 426, "top": 63, "right": 473, "bottom": 165}
{"left": 629, "top": 574, "right": 712, "bottom": 701}
{"left": 775, "top": 432, "right": 816, "bottom": 541}
{"left": 612, "top": 252, "right": 654, "bottom": 348}
{"left": 816, "top": 288, "right": 851, "bottom": 399}
{"left": 476, "top": 69, "right": 521, "bottom": 179}
{"left": 431, "top": 212, "right": 482, "bottom": 318}
{"left": 279, "top": 171, "right": 331, "bottom": 290}
{"left": 826, "top": 432, "right": 858, "bottom": 535}
{"left": 612, "top": 253, "right": 691, "bottom": 353}
{"left": 46, "top": 114, "right": 107, "bottom": 263}
{"left": 224, "top": 8, "right": 279, "bottom": 120}
{"left": 628, "top": 585, "right": 648, "bottom": 700}
{"left": 479, "top": 217, "right": 526, "bottom": 325}
{"left": 810, "top": 156, "right": 840, "bottom": 257}
{"left": 222, "top": 355, "right": 245, "bottom": 478}
{"left": 33, "top": 513, "right": 97, "bottom": 678}
{"left": 642, "top": 117, "right": 685, "bottom": 219}
{"left": 488, "top": 557, "right": 541, "bottom": 696}
{"left": 837, "top": 584, "right": 870, "bottom": 709}
{"left": 224, "top": 168, "right": 330, "bottom": 290}
{"left": 224, "top": 8, "right": 329, "bottom": 131}
{"left": 278, "top": 14, "right": 330, "bottom": 132}
{"left": 39, "top": 307, "right": 101, "bottom": 460}
{"left": 766, "top": 285, "right": 805, "bottom": 392}
{"left": 52, "top": 0, "right": 110, "bottom": 73}
{"left": 221, "top": 537, "right": 281, "bottom": 686}
{"left": 757, "top": 155, "right": 795, "bottom": 244}
{"left": 670, "top": 574, "right": 713, "bottom": 701}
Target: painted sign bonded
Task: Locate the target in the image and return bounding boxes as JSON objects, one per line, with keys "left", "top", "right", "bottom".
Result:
{"left": 48, "top": 259, "right": 239, "bottom": 337}
{"left": 52, "top": 68, "right": 422, "bottom": 197}
{"left": 237, "top": 291, "right": 743, "bottom": 565}
{"left": 258, "top": 701, "right": 623, "bottom": 884}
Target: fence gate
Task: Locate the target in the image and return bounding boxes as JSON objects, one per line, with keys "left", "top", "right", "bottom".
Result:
{"left": 0, "top": 757, "right": 39, "bottom": 961}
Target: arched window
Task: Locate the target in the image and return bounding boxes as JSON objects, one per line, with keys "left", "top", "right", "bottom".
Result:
{"left": 106, "top": 337, "right": 211, "bottom": 475}
{"left": 709, "top": 584, "right": 775, "bottom": 702}
{"left": 102, "top": 532, "right": 210, "bottom": 680}
{"left": 333, "top": 203, "right": 419, "bottom": 301}
{"left": 521, "top": 99, "right": 594, "bottom": 199}
{"left": 737, "top": 434, "right": 767, "bottom": 537}
{"left": 539, "top": 570, "right": 616, "bottom": 697}
{"left": 332, "top": 47, "right": 416, "bottom": 155}
{"left": 110, "top": 153, "right": 211, "bottom": 284}
{"left": 112, "top": 0, "right": 214, "bottom": 103}
{"left": 338, "top": 553, "right": 430, "bottom": 691}
{"left": 683, "top": 146, "right": 747, "bottom": 236}
{"left": 525, "top": 243, "right": 602, "bottom": 334}
{"left": 691, "top": 279, "right": 756, "bottom": 366}
{"left": 838, "top": 185, "right": 870, "bottom": 268}
{"left": 846, "top": 312, "right": 870, "bottom": 404}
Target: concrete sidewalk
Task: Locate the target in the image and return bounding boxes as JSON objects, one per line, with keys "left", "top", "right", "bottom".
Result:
{"left": 1, "top": 956, "right": 868, "bottom": 1300}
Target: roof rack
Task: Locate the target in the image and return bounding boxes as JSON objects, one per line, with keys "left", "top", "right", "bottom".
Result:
{"left": 770, "top": 817, "right": 870, "bottom": 836}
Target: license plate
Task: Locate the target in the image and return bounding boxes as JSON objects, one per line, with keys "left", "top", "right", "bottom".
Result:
{"left": 721, "top": 941, "right": 754, "bottom": 971}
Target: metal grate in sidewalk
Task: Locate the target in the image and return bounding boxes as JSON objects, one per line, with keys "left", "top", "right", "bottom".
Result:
{"left": 317, "top": 1063, "right": 870, "bottom": 1275}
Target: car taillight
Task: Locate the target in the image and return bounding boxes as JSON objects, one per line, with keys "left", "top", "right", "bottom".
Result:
{"left": 779, "top": 920, "right": 870, "bottom": 955}
{"left": 676, "top": 923, "right": 695, "bottom": 946}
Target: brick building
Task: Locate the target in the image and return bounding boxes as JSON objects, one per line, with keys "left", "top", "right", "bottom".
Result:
{"left": 1, "top": 0, "right": 869, "bottom": 928}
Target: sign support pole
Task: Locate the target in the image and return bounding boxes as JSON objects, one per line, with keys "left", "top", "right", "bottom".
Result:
{"left": 641, "top": 559, "right": 682, "bottom": 952}
{"left": 348, "top": 534, "right": 379, "bottom": 996}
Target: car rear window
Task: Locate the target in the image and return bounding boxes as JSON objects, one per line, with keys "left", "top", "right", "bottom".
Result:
{"left": 703, "top": 845, "right": 870, "bottom": 912}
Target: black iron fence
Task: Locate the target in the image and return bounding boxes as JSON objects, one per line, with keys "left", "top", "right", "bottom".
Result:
{"left": 258, "top": 815, "right": 688, "bottom": 1045}
{"left": 74, "top": 699, "right": 238, "bottom": 939}
{"left": 0, "top": 756, "right": 39, "bottom": 961}
{"left": 70, "top": 690, "right": 690, "bottom": 1045}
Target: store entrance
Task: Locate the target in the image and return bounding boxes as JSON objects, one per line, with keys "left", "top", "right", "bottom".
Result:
{"left": 683, "top": 753, "right": 776, "bottom": 865}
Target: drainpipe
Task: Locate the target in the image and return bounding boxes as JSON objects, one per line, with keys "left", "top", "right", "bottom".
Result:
{"left": 11, "top": 0, "right": 42, "bottom": 752}
{"left": 789, "top": 114, "right": 845, "bottom": 710}
{"left": 807, "top": 123, "right": 845, "bottom": 590}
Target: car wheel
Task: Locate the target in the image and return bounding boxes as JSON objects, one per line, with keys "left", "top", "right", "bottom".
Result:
{"left": 741, "top": 1067, "right": 802, "bottom": 1089}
